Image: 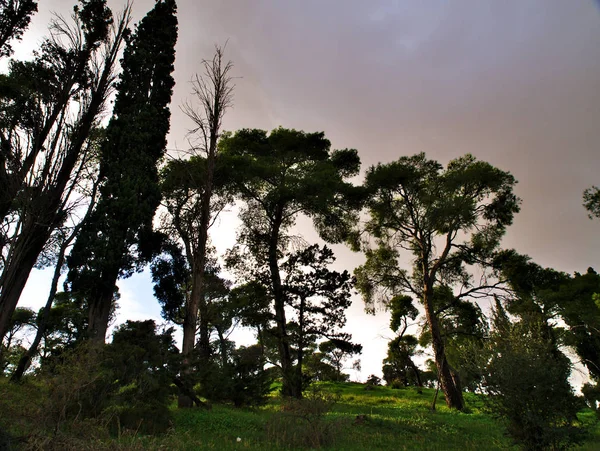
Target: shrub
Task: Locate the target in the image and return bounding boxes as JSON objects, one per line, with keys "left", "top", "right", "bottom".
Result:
{"left": 40, "top": 321, "right": 178, "bottom": 437}
{"left": 266, "top": 386, "right": 342, "bottom": 448}
{"left": 484, "top": 316, "right": 586, "bottom": 450}
{"left": 199, "top": 344, "right": 274, "bottom": 407}
{"left": 102, "top": 320, "right": 179, "bottom": 434}
{"left": 364, "top": 374, "right": 381, "bottom": 390}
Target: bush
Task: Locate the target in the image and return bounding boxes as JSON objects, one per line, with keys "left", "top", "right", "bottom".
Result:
{"left": 266, "top": 386, "right": 342, "bottom": 448}
{"left": 43, "top": 342, "right": 113, "bottom": 428}
{"left": 364, "top": 374, "right": 381, "bottom": 390}
{"left": 39, "top": 321, "right": 178, "bottom": 437}
{"left": 199, "top": 344, "right": 274, "bottom": 407}
{"left": 102, "top": 320, "right": 179, "bottom": 434}
{"left": 484, "top": 317, "right": 586, "bottom": 450}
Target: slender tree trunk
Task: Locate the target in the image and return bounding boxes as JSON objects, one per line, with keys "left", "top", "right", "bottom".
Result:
{"left": 177, "top": 45, "right": 232, "bottom": 407}
{"left": 180, "top": 202, "right": 210, "bottom": 407}
{"left": 216, "top": 326, "right": 227, "bottom": 368}
{"left": 183, "top": 264, "right": 202, "bottom": 356}
{"left": 11, "top": 239, "right": 66, "bottom": 380}
{"left": 294, "top": 295, "right": 306, "bottom": 398}
{"left": 256, "top": 324, "right": 265, "bottom": 360}
{"left": 180, "top": 132, "right": 215, "bottom": 408}
{"left": 268, "top": 207, "right": 295, "bottom": 398}
{"left": 431, "top": 377, "right": 440, "bottom": 411}
{"left": 185, "top": 199, "right": 211, "bottom": 361}
{"left": 407, "top": 357, "right": 423, "bottom": 388}
{"left": 0, "top": 216, "right": 53, "bottom": 340}
{"left": 423, "top": 286, "right": 464, "bottom": 410}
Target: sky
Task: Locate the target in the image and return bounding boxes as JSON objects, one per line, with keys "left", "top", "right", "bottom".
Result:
{"left": 13, "top": 0, "right": 600, "bottom": 382}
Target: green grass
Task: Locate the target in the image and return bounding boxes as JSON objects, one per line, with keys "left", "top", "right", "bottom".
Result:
{"left": 2, "top": 378, "right": 600, "bottom": 450}
{"left": 127, "top": 383, "right": 600, "bottom": 450}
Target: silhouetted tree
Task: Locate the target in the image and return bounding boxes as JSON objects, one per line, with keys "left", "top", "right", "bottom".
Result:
{"left": 584, "top": 186, "right": 600, "bottom": 220}
{"left": 317, "top": 339, "right": 362, "bottom": 382}
{"left": 381, "top": 295, "right": 423, "bottom": 388}
{"left": 177, "top": 45, "right": 234, "bottom": 374}
{"left": 67, "top": 0, "right": 177, "bottom": 342}
{"left": 221, "top": 127, "right": 361, "bottom": 397}
{"left": 0, "top": 0, "right": 129, "bottom": 341}
{"left": 0, "top": 0, "right": 38, "bottom": 58}
{"left": 282, "top": 245, "right": 357, "bottom": 395}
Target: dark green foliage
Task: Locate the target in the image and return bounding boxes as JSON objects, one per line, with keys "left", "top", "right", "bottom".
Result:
{"left": 221, "top": 129, "right": 361, "bottom": 397}
{"left": 103, "top": 320, "right": 179, "bottom": 434}
{"left": 483, "top": 306, "right": 585, "bottom": 450}
{"left": 382, "top": 294, "right": 424, "bottom": 389}
{"left": 0, "top": 0, "right": 38, "bottom": 57}
{"left": 151, "top": 240, "right": 189, "bottom": 325}
{"left": 382, "top": 335, "right": 421, "bottom": 388}
{"left": 316, "top": 340, "right": 362, "bottom": 382}
{"left": 40, "top": 293, "right": 90, "bottom": 356}
{"left": 221, "top": 127, "right": 362, "bottom": 247}
{"left": 41, "top": 320, "right": 178, "bottom": 436}
{"left": 67, "top": 0, "right": 178, "bottom": 341}
{"left": 365, "top": 374, "right": 381, "bottom": 387}
{"left": 583, "top": 186, "right": 600, "bottom": 220}
{"left": 355, "top": 152, "right": 520, "bottom": 410}
{"left": 553, "top": 269, "right": 600, "bottom": 381}
{"left": 303, "top": 345, "right": 342, "bottom": 382}
{"left": 495, "top": 252, "right": 600, "bottom": 410}
{"left": 196, "top": 344, "right": 274, "bottom": 408}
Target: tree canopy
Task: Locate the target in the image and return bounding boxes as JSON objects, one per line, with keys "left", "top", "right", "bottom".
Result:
{"left": 355, "top": 152, "right": 520, "bottom": 410}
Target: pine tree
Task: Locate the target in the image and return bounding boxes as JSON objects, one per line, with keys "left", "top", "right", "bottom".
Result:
{"left": 67, "top": 0, "right": 178, "bottom": 342}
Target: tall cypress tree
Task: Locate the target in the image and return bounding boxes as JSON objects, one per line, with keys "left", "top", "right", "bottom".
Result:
{"left": 67, "top": 0, "right": 178, "bottom": 342}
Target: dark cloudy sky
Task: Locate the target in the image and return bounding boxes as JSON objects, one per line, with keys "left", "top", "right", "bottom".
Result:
{"left": 17, "top": 1, "right": 600, "bottom": 380}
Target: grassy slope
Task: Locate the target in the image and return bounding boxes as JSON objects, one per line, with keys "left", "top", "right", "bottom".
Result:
{"left": 2, "top": 379, "right": 600, "bottom": 450}
{"left": 138, "top": 383, "right": 600, "bottom": 450}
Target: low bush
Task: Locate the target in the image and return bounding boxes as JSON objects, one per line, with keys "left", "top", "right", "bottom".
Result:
{"left": 266, "top": 386, "right": 342, "bottom": 448}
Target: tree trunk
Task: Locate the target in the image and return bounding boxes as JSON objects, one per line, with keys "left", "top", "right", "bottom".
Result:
{"left": 87, "top": 264, "right": 120, "bottom": 343}
{"left": 0, "top": 216, "right": 53, "bottom": 340}
{"left": 423, "top": 286, "right": 464, "bottom": 410}
{"left": 216, "top": 326, "right": 227, "bottom": 368}
{"left": 293, "top": 295, "right": 306, "bottom": 398}
{"left": 256, "top": 324, "right": 265, "bottom": 361}
{"left": 407, "top": 357, "right": 423, "bottom": 388}
{"left": 180, "top": 125, "right": 215, "bottom": 408}
{"left": 180, "top": 225, "right": 209, "bottom": 407}
{"left": 269, "top": 207, "right": 295, "bottom": 398}
{"left": 0, "top": 33, "right": 124, "bottom": 342}
{"left": 11, "top": 239, "right": 66, "bottom": 381}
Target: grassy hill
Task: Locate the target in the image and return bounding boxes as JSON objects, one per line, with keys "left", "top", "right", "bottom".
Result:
{"left": 2, "top": 380, "right": 600, "bottom": 450}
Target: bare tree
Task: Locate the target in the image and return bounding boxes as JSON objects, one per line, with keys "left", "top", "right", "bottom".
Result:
{"left": 162, "top": 45, "right": 234, "bottom": 407}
